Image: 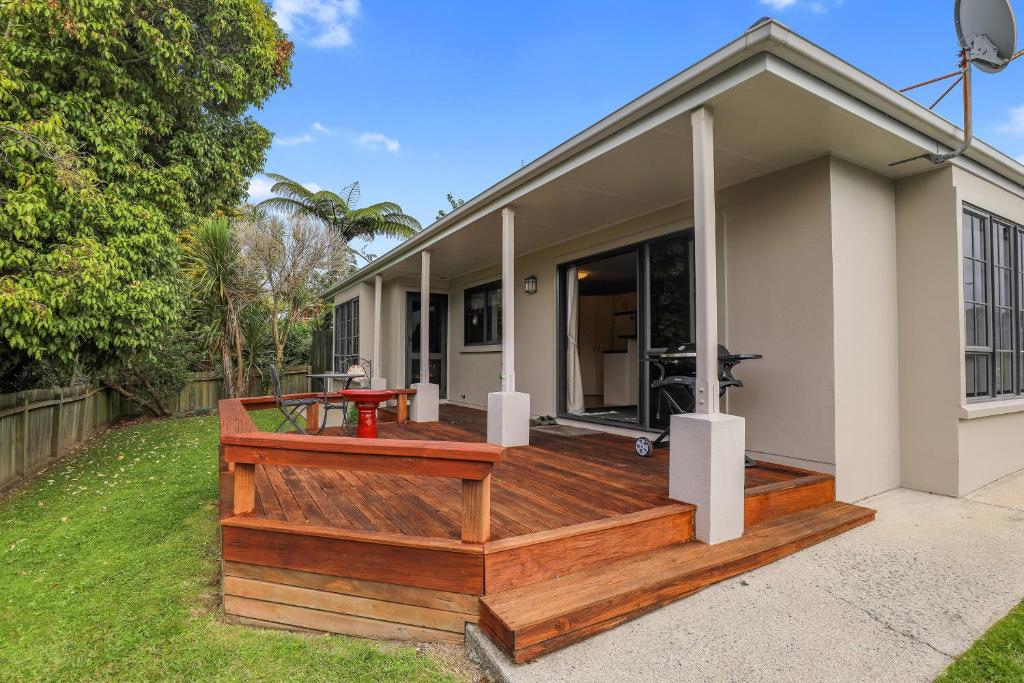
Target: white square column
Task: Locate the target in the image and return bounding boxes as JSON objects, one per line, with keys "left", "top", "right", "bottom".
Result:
{"left": 412, "top": 250, "right": 439, "bottom": 422}
{"left": 670, "top": 413, "right": 745, "bottom": 543}
{"left": 488, "top": 206, "right": 530, "bottom": 446}
{"left": 668, "top": 105, "right": 744, "bottom": 544}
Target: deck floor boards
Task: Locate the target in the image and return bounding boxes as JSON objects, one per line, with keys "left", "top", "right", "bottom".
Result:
{"left": 249, "top": 404, "right": 811, "bottom": 541}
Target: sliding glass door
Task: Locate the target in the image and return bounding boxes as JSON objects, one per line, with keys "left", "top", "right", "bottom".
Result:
{"left": 558, "top": 229, "right": 694, "bottom": 430}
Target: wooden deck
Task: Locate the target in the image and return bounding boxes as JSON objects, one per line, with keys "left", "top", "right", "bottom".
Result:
{"left": 218, "top": 400, "right": 874, "bottom": 659}
{"left": 243, "top": 404, "right": 812, "bottom": 540}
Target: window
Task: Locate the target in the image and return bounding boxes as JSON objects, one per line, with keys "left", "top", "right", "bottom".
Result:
{"left": 464, "top": 281, "right": 501, "bottom": 345}
{"left": 334, "top": 298, "right": 359, "bottom": 369}
{"left": 963, "top": 206, "right": 1024, "bottom": 400}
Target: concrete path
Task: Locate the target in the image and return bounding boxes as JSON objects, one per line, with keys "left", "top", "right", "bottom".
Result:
{"left": 468, "top": 470, "right": 1024, "bottom": 683}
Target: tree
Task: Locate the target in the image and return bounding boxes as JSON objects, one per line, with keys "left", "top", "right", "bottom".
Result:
{"left": 0, "top": 0, "right": 292, "bottom": 387}
{"left": 238, "top": 209, "right": 353, "bottom": 371}
{"left": 436, "top": 193, "right": 465, "bottom": 220}
{"left": 257, "top": 174, "right": 421, "bottom": 253}
{"left": 181, "top": 216, "right": 255, "bottom": 398}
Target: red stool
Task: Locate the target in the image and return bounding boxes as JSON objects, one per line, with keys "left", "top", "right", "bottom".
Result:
{"left": 339, "top": 389, "right": 396, "bottom": 438}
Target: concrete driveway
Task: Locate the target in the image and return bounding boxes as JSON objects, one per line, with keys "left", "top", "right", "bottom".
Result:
{"left": 468, "top": 470, "right": 1024, "bottom": 683}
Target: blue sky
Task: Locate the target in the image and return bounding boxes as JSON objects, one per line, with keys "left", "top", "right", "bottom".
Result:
{"left": 250, "top": 0, "right": 1024, "bottom": 259}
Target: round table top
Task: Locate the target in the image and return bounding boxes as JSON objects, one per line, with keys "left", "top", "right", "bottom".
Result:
{"left": 339, "top": 389, "right": 394, "bottom": 402}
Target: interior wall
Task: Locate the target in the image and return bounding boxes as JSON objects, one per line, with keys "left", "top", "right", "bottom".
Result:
{"left": 829, "top": 158, "right": 900, "bottom": 501}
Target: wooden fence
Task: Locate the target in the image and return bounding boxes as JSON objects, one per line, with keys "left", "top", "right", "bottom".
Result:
{"left": 0, "top": 365, "right": 311, "bottom": 495}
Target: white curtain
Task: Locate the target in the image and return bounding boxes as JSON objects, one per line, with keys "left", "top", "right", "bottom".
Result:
{"left": 566, "top": 267, "right": 585, "bottom": 414}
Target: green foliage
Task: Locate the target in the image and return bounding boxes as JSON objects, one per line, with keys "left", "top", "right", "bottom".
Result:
{"left": 435, "top": 192, "right": 465, "bottom": 220}
{"left": 938, "top": 599, "right": 1024, "bottom": 682}
{"left": 257, "top": 173, "right": 421, "bottom": 248}
{"left": 0, "top": 0, "right": 292, "bottom": 385}
{"left": 99, "top": 322, "right": 202, "bottom": 416}
{"left": 0, "top": 413, "right": 461, "bottom": 681}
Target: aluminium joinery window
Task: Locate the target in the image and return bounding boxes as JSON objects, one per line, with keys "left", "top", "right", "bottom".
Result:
{"left": 334, "top": 298, "right": 359, "bottom": 370}
{"left": 963, "top": 206, "right": 1024, "bottom": 400}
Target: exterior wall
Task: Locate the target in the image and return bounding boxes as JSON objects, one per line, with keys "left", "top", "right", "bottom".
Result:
{"left": 951, "top": 168, "right": 1024, "bottom": 494}
{"left": 895, "top": 166, "right": 1024, "bottom": 497}
{"left": 335, "top": 157, "right": 1024, "bottom": 501}
{"left": 448, "top": 159, "right": 845, "bottom": 487}
{"left": 721, "top": 158, "right": 837, "bottom": 478}
{"left": 828, "top": 158, "right": 901, "bottom": 501}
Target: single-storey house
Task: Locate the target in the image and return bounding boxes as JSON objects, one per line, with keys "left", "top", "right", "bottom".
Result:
{"left": 323, "top": 18, "right": 1024, "bottom": 508}
{"left": 219, "top": 18, "right": 1024, "bottom": 657}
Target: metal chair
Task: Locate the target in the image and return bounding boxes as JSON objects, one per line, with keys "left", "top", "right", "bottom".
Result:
{"left": 319, "top": 356, "right": 374, "bottom": 434}
{"left": 270, "top": 365, "right": 321, "bottom": 434}
{"left": 636, "top": 343, "right": 762, "bottom": 460}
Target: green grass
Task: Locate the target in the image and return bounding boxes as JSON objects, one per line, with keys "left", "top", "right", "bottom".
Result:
{"left": 937, "top": 600, "right": 1024, "bottom": 683}
{"left": 0, "top": 411, "right": 460, "bottom": 682}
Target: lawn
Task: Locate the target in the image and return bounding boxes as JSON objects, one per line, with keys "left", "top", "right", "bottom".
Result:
{"left": 0, "top": 411, "right": 462, "bottom": 682}
{"left": 938, "top": 600, "right": 1024, "bottom": 683}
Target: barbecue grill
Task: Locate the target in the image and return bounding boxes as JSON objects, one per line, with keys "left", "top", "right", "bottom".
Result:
{"left": 635, "top": 343, "right": 762, "bottom": 463}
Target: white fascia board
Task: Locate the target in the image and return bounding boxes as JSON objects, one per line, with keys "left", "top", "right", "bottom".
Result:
{"left": 322, "top": 33, "right": 769, "bottom": 299}
{"left": 323, "top": 19, "right": 1024, "bottom": 298}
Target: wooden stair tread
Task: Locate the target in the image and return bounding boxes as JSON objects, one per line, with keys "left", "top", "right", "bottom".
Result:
{"left": 480, "top": 501, "right": 874, "bottom": 661}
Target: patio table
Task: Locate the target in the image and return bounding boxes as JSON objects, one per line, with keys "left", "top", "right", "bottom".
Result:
{"left": 339, "top": 389, "right": 396, "bottom": 438}
{"left": 306, "top": 372, "right": 363, "bottom": 433}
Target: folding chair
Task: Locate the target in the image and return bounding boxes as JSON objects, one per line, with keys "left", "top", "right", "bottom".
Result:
{"left": 270, "top": 366, "right": 321, "bottom": 434}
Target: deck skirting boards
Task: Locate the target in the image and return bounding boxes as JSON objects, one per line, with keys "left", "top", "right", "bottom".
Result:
{"left": 222, "top": 562, "right": 478, "bottom": 642}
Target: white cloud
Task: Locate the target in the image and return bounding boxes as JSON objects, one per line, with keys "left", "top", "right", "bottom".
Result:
{"left": 276, "top": 132, "right": 314, "bottom": 146}
{"left": 312, "top": 121, "right": 339, "bottom": 136}
{"left": 248, "top": 176, "right": 275, "bottom": 203}
{"left": 760, "top": 0, "right": 841, "bottom": 11}
{"left": 272, "top": 0, "right": 359, "bottom": 48}
{"left": 999, "top": 105, "right": 1024, "bottom": 136}
{"left": 357, "top": 132, "right": 400, "bottom": 154}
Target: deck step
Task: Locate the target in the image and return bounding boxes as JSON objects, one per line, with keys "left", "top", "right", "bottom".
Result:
{"left": 479, "top": 501, "right": 875, "bottom": 663}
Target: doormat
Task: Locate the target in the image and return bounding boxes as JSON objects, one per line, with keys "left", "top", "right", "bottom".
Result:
{"left": 531, "top": 425, "right": 603, "bottom": 437}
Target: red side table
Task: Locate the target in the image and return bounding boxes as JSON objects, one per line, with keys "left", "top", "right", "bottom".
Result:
{"left": 339, "top": 389, "right": 395, "bottom": 438}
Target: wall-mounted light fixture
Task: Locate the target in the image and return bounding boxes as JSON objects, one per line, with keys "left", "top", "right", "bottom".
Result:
{"left": 524, "top": 274, "right": 538, "bottom": 295}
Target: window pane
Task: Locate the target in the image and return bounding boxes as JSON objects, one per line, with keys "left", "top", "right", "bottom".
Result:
{"left": 465, "top": 290, "right": 485, "bottom": 344}
{"left": 463, "top": 282, "right": 501, "bottom": 345}
{"left": 486, "top": 286, "right": 501, "bottom": 343}
{"left": 649, "top": 234, "right": 693, "bottom": 349}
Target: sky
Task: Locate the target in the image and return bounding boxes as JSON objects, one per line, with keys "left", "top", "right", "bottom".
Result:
{"left": 249, "top": 0, "right": 1024, "bottom": 260}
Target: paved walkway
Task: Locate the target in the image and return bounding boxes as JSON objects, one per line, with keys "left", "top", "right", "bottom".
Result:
{"left": 468, "top": 470, "right": 1024, "bottom": 682}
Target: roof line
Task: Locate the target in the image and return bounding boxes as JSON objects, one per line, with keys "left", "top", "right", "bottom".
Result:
{"left": 323, "top": 18, "right": 1024, "bottom": 298}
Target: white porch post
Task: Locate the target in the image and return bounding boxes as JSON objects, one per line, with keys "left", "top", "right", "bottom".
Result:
{"left": 411, "top": 250, "right": 439, "bottom": 421}
{"left": 669, "top": 106, "right": 745, "bottom": 544}
{"left": 369, "top": 274, "right": 387, "bottom": 391}
{"left": 487, "top": 206, "right": 530, "bottom": 446}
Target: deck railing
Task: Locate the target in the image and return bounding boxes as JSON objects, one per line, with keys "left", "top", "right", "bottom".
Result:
{"left": 219, "top": 395, "right": 505, "bottom": 543}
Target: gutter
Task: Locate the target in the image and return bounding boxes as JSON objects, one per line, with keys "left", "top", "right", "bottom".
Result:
{"left": 323, "top": 18, "right": 1024, "bottom": 300}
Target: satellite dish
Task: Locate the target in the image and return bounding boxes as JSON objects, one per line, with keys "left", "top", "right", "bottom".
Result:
{"left": 892, "top": 0, "right": 1020, "bottom": 166}
{"left": 955, "top": 0, "right": 1018, "bottom": 73}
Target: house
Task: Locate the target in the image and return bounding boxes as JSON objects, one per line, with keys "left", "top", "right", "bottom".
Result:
{"left": 323, "top": 17, "right": 1024, "bottom": 504}
{"left": 217, "top": 19, "right": 1024, "bottom": 661}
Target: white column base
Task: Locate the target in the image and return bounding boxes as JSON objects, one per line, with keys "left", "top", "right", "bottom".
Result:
{"left": 487, "top": 392, "right": 530, "bottom": 447}
{"left": 669, "top": 412, "right": 745, "bottom": 545}
{"left": 410, "top": 382, "right": 439, "bottom": 422}
{"left": 369, "top": 376, "right": 388, "bottom": 390}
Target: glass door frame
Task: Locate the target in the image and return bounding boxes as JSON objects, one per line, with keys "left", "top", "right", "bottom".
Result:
{"left": 556, "top": 228, "right": 694, "bottom": 431}
{"left": 405, "top": 291, "right": 448, "bottom": 398}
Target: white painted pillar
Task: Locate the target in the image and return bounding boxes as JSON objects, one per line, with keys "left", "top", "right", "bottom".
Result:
{"left": 669, "top": 106, "right": 744, "bottom": 544}
{"left": 411, "top": 250, "right": 439, "bottom": 421}
{"left": 487, "top": 206, "right": 530, "bottom": 446}
{"left": 501, "top": 207, "right": 516, "bottom": 393}
{"left": 370, "top": 274, "right": 387, "bottom": 391}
